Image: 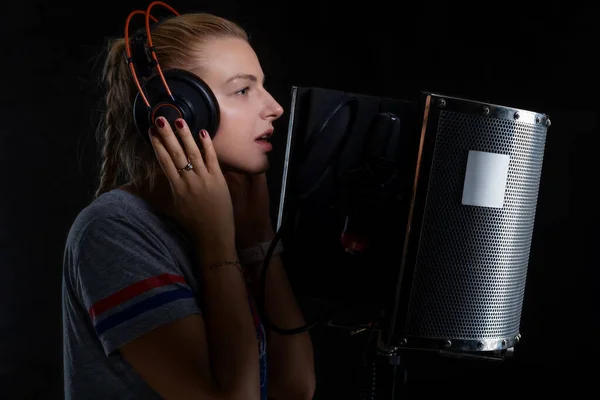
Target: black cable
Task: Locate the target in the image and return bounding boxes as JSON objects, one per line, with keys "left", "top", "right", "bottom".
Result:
{"left": 256, "top": 96, "right": 359, "bottom": 335}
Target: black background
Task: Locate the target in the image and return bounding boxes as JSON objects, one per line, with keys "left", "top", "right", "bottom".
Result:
{"left": 1, "top": 0, "right": 598, "bottom": 398}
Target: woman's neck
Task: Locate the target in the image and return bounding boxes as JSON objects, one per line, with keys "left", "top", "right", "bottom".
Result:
{"left": 120, "top": 177, "right": 176, "bottom": 218}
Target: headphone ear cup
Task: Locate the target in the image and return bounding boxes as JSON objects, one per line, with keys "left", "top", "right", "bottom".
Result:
{"left": 133, "top": 69, "right": 220, "bottom": 145}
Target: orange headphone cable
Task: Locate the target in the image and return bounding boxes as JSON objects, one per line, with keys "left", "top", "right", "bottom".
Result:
{"left": 145, "top": 1, "right": 181, "bottom": 101}
{"left": 124, "top": 10, "right": 158, "bottom": 109}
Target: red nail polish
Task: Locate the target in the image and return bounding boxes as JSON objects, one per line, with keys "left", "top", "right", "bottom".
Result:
{"left": 175, "top": 119, "right": 184, "bottom": 130}
{"left": 156, "top": 118, "right": 165, "bottom": 128}
{"left": 200, "top": 129, "right": 207, "bottom": 138}
{"left": 149, "top": 127, "right": 157, "bottom": 136}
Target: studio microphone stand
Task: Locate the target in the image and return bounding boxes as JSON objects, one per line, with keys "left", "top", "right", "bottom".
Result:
{"left": 358, "top": 328, "right": 409, "bottom": 400}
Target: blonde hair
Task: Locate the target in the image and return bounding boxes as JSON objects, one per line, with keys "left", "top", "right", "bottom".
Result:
{"left": 95, "top": 13, "right": 248, "bottom": 198}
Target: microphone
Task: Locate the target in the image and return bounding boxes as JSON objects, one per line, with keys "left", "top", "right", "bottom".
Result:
{"left": 340, "top": 112, "right": 403, "bottom": 254}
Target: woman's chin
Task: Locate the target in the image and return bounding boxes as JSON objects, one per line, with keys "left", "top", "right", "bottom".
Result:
{"left": 221, "top": 158, "right": 270, "bottom": 175}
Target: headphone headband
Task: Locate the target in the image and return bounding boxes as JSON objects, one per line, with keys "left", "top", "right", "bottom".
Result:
{"left": 129, "top": 32, "right": 152, "bottom": 78}
{"left": 125, "top": 1, "right": 180, "bottom": 109}
{"left": 128, "top": 15, "right": 177, "bottom": 79}
{"left": 124, "top": 1, "right": 221, "bottom": 143}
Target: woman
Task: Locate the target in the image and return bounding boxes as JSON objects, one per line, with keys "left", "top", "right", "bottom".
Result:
{"left": 62, "top": 4, "right": 315, "bottom": 400}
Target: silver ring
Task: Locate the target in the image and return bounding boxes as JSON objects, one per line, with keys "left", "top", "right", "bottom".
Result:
{"left": 178, "top": 162, "right": 194, "bottom": 173}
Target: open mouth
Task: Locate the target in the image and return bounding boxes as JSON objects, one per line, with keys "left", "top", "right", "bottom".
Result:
{"left": 254, "top": 131, "right": 273, "bottom": 151}
{"left": 255, "top": 130, "right": 273, "bottom": 142}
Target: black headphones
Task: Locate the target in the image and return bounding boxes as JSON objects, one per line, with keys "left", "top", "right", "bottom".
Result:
{"left": 124, "top": 1, "right": 220, "bottom": 144}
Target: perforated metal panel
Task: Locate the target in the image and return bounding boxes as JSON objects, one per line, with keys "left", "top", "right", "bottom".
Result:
{"left": 404, "top": 101, "right": 548, "bottom": 346}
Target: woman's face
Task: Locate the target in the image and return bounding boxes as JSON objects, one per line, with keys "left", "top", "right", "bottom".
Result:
{"left": 197, "top": 37, "right": 284, "bottom": 174}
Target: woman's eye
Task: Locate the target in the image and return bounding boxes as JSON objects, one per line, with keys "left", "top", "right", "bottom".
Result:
{"left": 236, "top": 87, "right": 250, "bottom": 95}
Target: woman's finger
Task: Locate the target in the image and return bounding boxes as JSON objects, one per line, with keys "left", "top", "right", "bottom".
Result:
{"left": 174, "top": 118, "right": 206, "bottom": 174}
{"left": 154, "top": 116, "right": 191, "bottom": 173}
{"left": 198, "top": 129, "right": 220, "bottom": 174}
{"left": 148, "top": 127, "right": 181, "bottom": 183}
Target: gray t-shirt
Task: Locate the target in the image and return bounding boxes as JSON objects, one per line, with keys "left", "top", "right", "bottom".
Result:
{"left": 62, "top": 188, "right": 268, "bottom": 399}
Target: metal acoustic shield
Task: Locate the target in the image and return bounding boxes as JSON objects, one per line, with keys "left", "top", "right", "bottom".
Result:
{"left": 387, "top": 93, "right": 550, "bottom": 354}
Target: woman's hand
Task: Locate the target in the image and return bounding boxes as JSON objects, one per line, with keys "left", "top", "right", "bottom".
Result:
{"left": 149, "top": 117, "right": 236, "bottom": 254}
{"left": 223, "top": 171, "right": 275, "bottom": 249}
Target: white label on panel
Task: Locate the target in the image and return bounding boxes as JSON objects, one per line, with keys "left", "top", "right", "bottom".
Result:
{"left": 462, "top": 150, "right": 510, "bottom": 208}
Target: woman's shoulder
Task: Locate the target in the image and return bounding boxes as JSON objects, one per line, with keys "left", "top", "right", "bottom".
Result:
{"left": 66, "top": 189, "right": 158, "bottom": 246}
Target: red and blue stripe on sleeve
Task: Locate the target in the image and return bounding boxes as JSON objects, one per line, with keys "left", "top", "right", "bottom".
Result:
{"left": 88, "top": 273, "right": 195, "bottom": 336}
